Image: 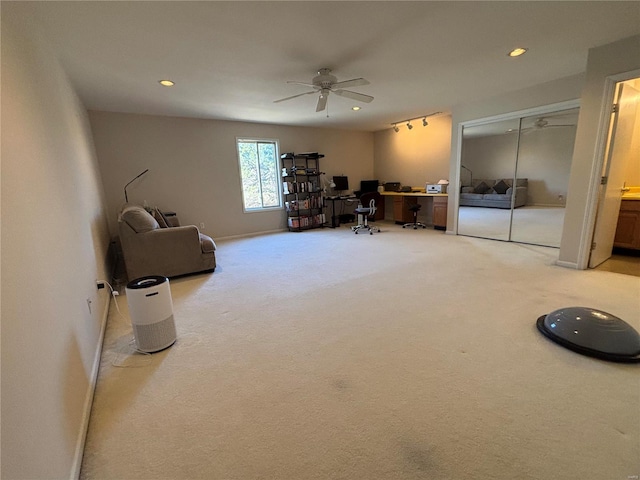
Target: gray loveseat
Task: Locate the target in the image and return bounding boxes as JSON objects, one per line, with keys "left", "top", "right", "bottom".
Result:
{"left": 119, "top": 204, "right": 216, "bottom": 280}
{"left": 459, "top": 178, "right": 528, "bottom": 209}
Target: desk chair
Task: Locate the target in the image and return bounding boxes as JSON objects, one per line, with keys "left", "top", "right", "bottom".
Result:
{"left": 403, "top": 203, "right": 427, "bottom": 229}
{"left": 352, "top": 193, "right": 380, "bottom": 235}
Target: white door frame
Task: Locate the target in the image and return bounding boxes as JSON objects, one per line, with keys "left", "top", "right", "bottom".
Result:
{"left": 577, "top": 69, "right": 640, "bottom": 269}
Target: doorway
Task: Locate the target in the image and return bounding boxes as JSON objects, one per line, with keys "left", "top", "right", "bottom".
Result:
{"left": 589, "top": 75, "right": 640, "bottom": 276}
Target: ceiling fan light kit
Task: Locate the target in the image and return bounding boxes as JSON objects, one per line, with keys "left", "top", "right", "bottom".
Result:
{"left": 274, "top": 68, "right": 373, "bottom": 113}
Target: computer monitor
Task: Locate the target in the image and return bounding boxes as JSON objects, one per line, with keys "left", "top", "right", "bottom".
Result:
{"left": 332, "top": 175, "right": 349, "bottom": 192}
{"left": 360, "top": 180, "right": 379, "bottom": 195}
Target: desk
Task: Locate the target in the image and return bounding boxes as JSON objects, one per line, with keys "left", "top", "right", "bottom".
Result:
{"left": 326, "top": 196, "right": 357, "bottom": 228}
{"left": 326, "top": 194, "right": 386, "bottom": 227}
{"left": 380, "top": 191, "right": 448, "bottom": 229}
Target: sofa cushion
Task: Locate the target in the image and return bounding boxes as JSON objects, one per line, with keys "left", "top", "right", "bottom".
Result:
{"left": 474, "top": 181, "right": 490, "bottom": 194}
{"left": 121, "top": 206, "right": 159, "bottom": 233}
{"left": 482, "top": 193, "right": 510, "bottom": 201}
{"left": 493, "top": 179, "right": 509, "bottom": 194}
{"left": 199, "top": 233, "right": 216, "bottom": 253}
{"left": 152, "top": 207, "right": 170, "bottom": 228}
{"left": 460, "top": 193, "right": 484, "bottom": 200}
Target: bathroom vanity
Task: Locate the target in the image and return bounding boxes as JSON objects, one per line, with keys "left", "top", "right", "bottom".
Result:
{"left": 614, "top": 190, "right": 640, "bottom": 250}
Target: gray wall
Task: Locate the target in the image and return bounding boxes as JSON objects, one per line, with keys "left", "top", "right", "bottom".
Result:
{"left": 89, "top": 112, "right": 374, "bottom": 239}
{"left": 1, "top": 12, "right": 111, "bottom": 479}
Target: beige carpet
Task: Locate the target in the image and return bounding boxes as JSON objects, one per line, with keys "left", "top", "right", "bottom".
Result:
{"left": 81, "top": 223, "right": 640, "bottom": 480}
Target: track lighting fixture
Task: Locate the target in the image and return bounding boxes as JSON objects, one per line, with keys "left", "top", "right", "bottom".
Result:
{"left": 390, "top": 111, "right": 442, "bottom": 132}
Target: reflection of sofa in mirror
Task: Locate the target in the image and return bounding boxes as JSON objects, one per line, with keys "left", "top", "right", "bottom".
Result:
{"left": 118, "top": 205, "right": 216, "bottom": 280}
{"left": 460, "top": 178, "right": 528, "bottom": 209}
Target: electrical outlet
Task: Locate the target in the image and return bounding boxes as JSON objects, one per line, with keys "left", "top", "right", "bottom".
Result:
{"left": 200, "top": 222, "right": 205, "bottom": 230}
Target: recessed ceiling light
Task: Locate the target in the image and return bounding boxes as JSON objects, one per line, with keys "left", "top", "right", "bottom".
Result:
{"left": 508, "top": 47, "right": 528, "bottom": 57}
{"left": 352, "top": 106, "right": 361, "bottom": 111}
{"left": 159, "top": 80, "right": 175, "bottom": 87}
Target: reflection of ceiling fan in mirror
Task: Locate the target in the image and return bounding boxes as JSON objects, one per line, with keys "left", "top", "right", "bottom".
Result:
{"left": 522, "top": 117, "right": 577, "bottom": 133}
{"left": 274, "top": 68, "right": 373, "bottom": 112}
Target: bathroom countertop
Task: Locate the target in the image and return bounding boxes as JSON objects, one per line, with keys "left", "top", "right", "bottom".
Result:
{"left": 622, "top": 194, "right": 640, "bottom": 200}
{"left": 622, "top": 186, "right": 640, "bottom": 200}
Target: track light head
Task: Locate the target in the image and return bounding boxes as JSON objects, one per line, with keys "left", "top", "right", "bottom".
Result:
{"left": 391, "top": 112, "right": 441, "bottom": 132}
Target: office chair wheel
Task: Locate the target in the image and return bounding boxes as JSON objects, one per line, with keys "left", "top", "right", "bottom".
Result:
{"left": 402, "top": 225, "right": 406, "bottom": 228}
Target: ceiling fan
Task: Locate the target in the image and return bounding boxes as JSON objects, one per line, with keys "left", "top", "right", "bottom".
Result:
{"left": 522, "top": 117, "right": 577, "bottom": 132}
{"left": 274, "top": 68, "right": 373, "bottom": 112}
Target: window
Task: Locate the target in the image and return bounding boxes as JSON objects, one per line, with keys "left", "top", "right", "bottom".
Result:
{"left": 236, "top": 139, "right": 282, "bottom": 211}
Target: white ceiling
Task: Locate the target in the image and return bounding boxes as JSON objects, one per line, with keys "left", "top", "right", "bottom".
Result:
{"left": 7, "top": 1, "right": 640, "bottom": 132}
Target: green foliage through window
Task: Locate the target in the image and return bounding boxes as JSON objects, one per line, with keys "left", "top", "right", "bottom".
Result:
{"left": 237, "top": 139, "right": 281, "bottom": 211}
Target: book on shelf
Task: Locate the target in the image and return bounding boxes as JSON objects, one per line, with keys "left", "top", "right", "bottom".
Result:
{"left": 283, "top": 181, "right": 320, "bottom": 194}
{"left": 287, "top": 213, "right": 326, "bottom": 230}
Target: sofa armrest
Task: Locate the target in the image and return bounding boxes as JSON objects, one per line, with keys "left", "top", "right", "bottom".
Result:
{"left": 139, "top": 225, "right": 201, "bottom": 253}
{"left": 507, "top": 186, "right": 528, "bottom": 207}
{"left": 461, "top": 186, "right": 474, "bottom": 193}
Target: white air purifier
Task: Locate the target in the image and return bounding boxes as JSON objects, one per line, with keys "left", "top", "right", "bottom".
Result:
{"left": 125, "top": 275, "right": 176, "bottom": 353}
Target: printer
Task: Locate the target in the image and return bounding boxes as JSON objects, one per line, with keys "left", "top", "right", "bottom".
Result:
{"left": 426, "top": 184, "right": 447, "bottom": 194}
{"left": 426, "top": 179, "right": 449, "bottom": 194}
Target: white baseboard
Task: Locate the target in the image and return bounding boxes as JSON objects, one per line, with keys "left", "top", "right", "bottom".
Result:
{"left": 70, "top": 292, "right": 111, "bottom": 479}
{"left": 530, "top": 203, "right": 566, "bottom": 208}
{"left": 215, "top": 228, "right": 288, "bottom": 242}
{"left": 556, "top": 260, "right": 579, "bottom": 269}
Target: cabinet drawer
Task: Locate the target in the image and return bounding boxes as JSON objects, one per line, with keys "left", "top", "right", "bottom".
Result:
{"left": 620, "top": 200, "right": 640, "bottom": 212}
{"left": 614, "top": 202, "right": 640, "bottom": 249}
{"left": 393, "top": 196, "right": 417, "bottom": 223}
{"left": 432, "top": 196, "right": 447, "bottom": 230}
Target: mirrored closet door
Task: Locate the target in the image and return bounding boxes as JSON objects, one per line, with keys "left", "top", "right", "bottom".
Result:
{"left": 458, "top": 118, "right": 520, "bottom": 241}
{"left": 458, "top": 106, "right": 579, "bottom": 248}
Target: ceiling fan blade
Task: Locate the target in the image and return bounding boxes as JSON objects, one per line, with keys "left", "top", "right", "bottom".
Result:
{"left": 286, "top": 81, "right": 318, "bottom": 88}
{"left": 273, "top": 91, "right": 316, "bottom": 103}
{"left": 333, "top": 89, "right": 374, "bottom": 103}
{"left": 316, "top": 93, "right": 328, "bottom": 112}
{"left": 332, "top": 78, "right": 370, "bottom": 89}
